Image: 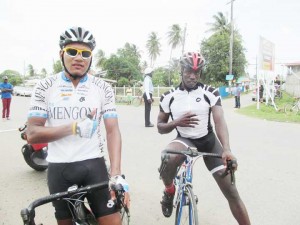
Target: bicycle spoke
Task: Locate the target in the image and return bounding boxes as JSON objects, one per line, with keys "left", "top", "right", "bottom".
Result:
{"left": 285, "top": 103, "right": 299, "bottom": 116}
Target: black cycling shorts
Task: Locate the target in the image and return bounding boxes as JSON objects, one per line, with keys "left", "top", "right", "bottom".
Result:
{"left": 172, "top": 132, "right": 225, "bottom": 174}
{"left": 47, "top": 157, "right": 118, "bottom": 220}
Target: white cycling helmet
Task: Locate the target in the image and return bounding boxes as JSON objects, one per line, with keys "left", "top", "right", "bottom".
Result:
{"left": 59, "top": 26, "right": 96, "bottom": 51}
{"left": 3, "top": 76, "right": 8, "bottom": 80}
{"left": 144, "top": 67, "right": 153, "bottom": 75}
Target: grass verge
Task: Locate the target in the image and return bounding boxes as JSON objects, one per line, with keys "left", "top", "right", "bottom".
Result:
{"left": 237, "top": 92, "right": 300, "bottom": 123}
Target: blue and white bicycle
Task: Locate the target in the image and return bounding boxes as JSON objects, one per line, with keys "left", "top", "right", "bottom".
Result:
{"left": 161, "top": 147, "right": 235, "bottom": 225}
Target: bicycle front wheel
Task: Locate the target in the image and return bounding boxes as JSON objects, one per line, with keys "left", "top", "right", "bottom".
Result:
{"left": 132, "top": 97, "right": 141, "bottom": 107}
{"left": 121, "top": 208, "right": 130, "bottom": 225}
{"left": 175, "top": 185, "right": 199, "bottom": 225}
{"left": 284, "top": 103, "right": 299, "bottom": 116}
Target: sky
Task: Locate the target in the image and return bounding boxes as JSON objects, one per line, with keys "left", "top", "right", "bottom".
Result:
{"left": 0, "top": 0, "right": 299, "bottom": 77}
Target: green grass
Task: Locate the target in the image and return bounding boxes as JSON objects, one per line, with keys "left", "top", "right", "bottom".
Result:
{"left": 237, "top": 92, "right": 300, "bottom": 123}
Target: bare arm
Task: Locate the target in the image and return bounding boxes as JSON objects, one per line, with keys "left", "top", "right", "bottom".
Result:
{"left": 26, "top": 117, "right": 73, "bottom": 144}
{"left": 212, "top": 106, "right": 230, "bottom": 152}
{"left": 104, "top": 118, "right": 122, "bottom": 176}
{"left": 212, "top": 105, "right": 237, "bottom": 168}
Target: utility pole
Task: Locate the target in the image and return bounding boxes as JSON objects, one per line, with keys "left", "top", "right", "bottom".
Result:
{"left": 229, "top": 0, "right": 235, "bottom": 75}
{"left": 181, "top": 23, "right": 187, "bottom": 55}
{"left": 23, "top": 61, "right": 26, "bottom": 86}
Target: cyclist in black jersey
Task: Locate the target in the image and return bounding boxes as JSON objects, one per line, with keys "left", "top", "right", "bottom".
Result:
{"left": 26, "top": 26, "right": 129, "bottom": 225}
{"left": 157, "top": 52, "right": 251, "bottom": 224}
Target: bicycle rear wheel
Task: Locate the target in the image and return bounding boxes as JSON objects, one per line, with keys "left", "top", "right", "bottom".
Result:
{"left": 120, "top": 208, "right": 130, "bottom": 225}
{"left": 132, "top": 97, "right": 142, "bottom": 107}
{"left": 175, "top": 186, "right": 199, "bottom": 225}
{"left": 284, "top": 103, "right": 299, "bottom": 116}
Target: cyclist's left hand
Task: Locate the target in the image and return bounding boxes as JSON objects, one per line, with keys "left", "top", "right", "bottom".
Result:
{"left": 109, "top": 175, "right": 130, "bottom": 208}
{"left": 222, "top": 151, "right": 238, "bottom": 171}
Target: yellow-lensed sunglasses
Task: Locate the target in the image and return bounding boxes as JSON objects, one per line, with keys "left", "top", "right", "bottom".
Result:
{"left": 63, "top": 47, "right": 92, "bottom": 59}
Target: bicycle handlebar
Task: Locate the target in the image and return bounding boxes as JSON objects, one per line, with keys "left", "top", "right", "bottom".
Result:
{"left": 165, "top": 147, "right": 222, "bottom": 158}
{"left": 165, "top": 147, "right": 236, "bottom": 185}
{"left": 21, "top": 181, "right": 108, "bottom": 225}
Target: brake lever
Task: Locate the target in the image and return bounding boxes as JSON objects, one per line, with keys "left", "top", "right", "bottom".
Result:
{"left": 222, "top": 160, "right": 236, "bottom": 185}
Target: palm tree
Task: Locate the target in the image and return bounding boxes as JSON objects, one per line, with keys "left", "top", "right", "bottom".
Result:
{"left": 27, "top": 64, "right": 35, "bottom": 77}
{"left": 167, "top": 24, "right": 182, "bottom": 86}
{"left": 41, "top": 68, "right": 47, "bottom": 77}
{"left": 206, "top": 12, "right": 230, "bottom": 34}
{"left": 146, "top": 32, "right": 161, "bottom": 67}
{"left": 167, "top": 24, "right": 182, "bottom": 60}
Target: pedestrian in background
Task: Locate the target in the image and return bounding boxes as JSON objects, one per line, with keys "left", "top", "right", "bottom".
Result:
{"left": 259, "top": 83, "right": 264, "bottom": 103}
{"left": 0, "top": 76, "right": 13, "bottom": 121}
{"left": 143, "top": 67, "right": 154, "bottom": 127}
{"left": 126, "top": 85, "right": 133, "bottom": 105}
{"left": 234, "top": 83, "right": 242, "bottom": 108}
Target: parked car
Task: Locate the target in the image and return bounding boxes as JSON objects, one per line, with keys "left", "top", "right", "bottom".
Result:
{"left": 14, "top": 86, "right": 33, "bottom": 97}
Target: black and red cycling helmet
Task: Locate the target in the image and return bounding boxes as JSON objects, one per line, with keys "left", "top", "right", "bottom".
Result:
{"left": 180, "top": 52, "right": 205, "bottom": 71}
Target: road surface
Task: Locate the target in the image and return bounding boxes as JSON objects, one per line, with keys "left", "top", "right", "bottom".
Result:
{"left": 0, "top": 94, "right": 299, "bottom": 224}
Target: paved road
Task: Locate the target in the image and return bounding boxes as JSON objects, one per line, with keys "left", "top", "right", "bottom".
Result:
{"left": 0, "top": 94, "right": 299, "bottom": 225}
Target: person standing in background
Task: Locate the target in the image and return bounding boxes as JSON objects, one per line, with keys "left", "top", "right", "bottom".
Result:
{"left": 234, "top": 83, "right": 242, "bottom": 108}
{"left": 143, "top": 67, "right": 154, "bottom": 127}
{"left": 259, "top": 83, "right": 264, "bottom": 103}
{"left": 126, "top": 86, "right": 133, "bottom": 105}
{"left": 0, "top": 76, "right": 13, "bottom": 121}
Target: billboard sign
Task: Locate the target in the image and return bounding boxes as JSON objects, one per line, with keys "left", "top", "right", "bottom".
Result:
{"left": 258, "top": 36, "right": 275, "bottom": 71}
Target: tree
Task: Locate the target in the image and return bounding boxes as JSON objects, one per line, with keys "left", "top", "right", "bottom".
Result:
{"left": 146, "top": 32, "right": 161, "bottom": 67}
{"left": 0, "top": 70, "right": 21, "bottom": 77}
{"left": 201, "top": 31, "right": 246, "bottom": 85}
{"left": 102, "top": 43, "right": 143, "bottom": 86}
{"left": 41, "top": 68, "right": 47, "bottom": 77}
{"left": 167, "top": 24, "right": 182, "bottom": 86}
{"left": 95, "top": 49, "right": 106, "bottom": 69}
{"left": 0, "top": 70, "right": 23, "bottom": 86}
{"left": 206, "top": 12, "right": 230, "bottom": 34}
{"left": 27, "top": 64, "right": 35, "bottom": 77}
{"left": 117, "top": 43, "right": 141, "bottom": 70}
{"left": 200, "top": 12, "right": 247, "bottom": 85}
{"left": 52, "top": 60, "right": 63, "bottom": 74}
{"left": 167, "top": 24, "right": 182, "bottom": 59}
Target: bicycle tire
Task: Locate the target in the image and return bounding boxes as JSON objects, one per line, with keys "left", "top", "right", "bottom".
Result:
{"left": 284, "top": 103, "right": 299, "bottom": 116}
{"left": 175, "top": 185, "right": 199, "bottom": 225}
{"left": 120, "top": 208, "right": 130, "bottom": 225}
{"left": 132, "top": 97, "right": 142, "bottom": 107}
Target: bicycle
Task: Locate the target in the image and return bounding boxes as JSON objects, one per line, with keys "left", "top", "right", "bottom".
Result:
{"left": 284, "top": 97, "right": 300, "bottom": 116}
{"left": 159, "top": 147, "right": 235, "bottom": 225}
{"left": 20, "top": 180, "right": 130, "bottom": 225}
{"left": 132, "top": 95, "right": 143, "bottom": 107}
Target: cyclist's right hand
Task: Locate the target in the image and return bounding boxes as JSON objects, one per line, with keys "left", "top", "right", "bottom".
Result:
{"left": 175, "top": 112, "right": 199, "bottom": 127}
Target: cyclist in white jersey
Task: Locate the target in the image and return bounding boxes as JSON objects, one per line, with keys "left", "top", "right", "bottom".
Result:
{"left": 26, "top": 26, "right": 129, "bottom": 225}
{"left": 157, "top": 52, "right": 251, "bottom": 225}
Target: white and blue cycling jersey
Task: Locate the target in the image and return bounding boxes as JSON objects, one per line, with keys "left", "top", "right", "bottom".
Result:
{"left": 28, "top": 72, "right": 118, "bottom": 163}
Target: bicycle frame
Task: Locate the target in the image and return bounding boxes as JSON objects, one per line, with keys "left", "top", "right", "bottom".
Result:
{"left": 164, "top": 147, "right": 233, "bottom": 225}
{"left": 174, "top": 153, "right": 204, "bottom": 225}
